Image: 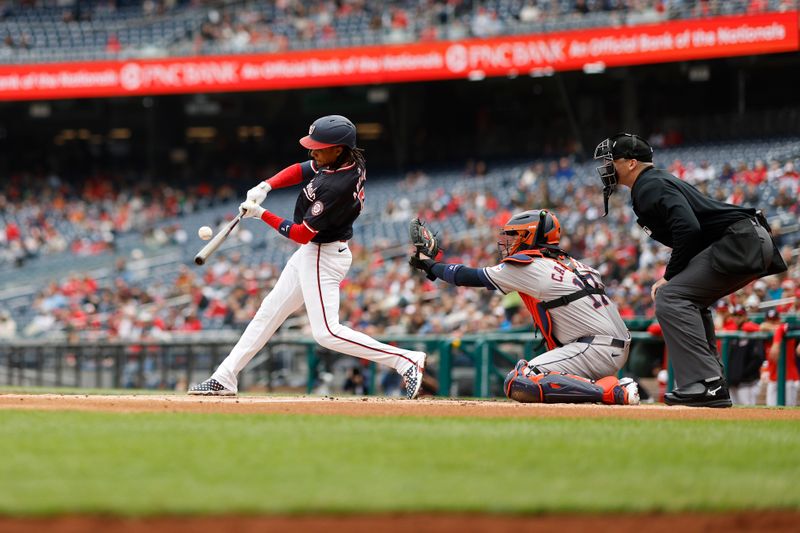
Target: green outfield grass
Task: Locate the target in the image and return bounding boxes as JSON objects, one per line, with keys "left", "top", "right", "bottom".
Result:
{"left": 1, "top": 410, "right": 799, "bottom": 516}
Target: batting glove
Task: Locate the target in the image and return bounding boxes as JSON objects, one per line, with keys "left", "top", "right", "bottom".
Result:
{"left": 239, "top": 201, "right": 265, "bottom": 219}
{"left": 246, "top": 182, "right": 271, "bottom": 205}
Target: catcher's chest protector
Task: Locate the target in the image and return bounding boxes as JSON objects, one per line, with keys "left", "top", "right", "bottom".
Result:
{"left": 518, "top": 292, "right": 559, "bottom": 351}
{"left": 502, "top": 250, "right": 606, "bottom": 351}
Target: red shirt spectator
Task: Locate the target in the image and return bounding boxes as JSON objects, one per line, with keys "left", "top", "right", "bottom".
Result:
{"left": 669, "top": 160, "right": 685, "bottom": 179}
{"left": 181, "top": 315, "right": 203, "bottom": 332}
{"left": 106, "top": 34, "right": 121, "bottom": 54}
{"left": 763, "top": 319, "right": 799, "bottom": 382}
{"left": 392, "top": 8, "right": 409, "bottom": 29}
{"left": 781, "top": 162, "right": 799, "bottom": 180}
{"left": 6, "top": 222, "right": 20, "bottom": 242}
{"left": 206, "top": 299, "right": 228, "bottom": 318}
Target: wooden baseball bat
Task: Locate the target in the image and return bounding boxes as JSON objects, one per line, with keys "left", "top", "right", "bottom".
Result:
{"left": 194, "top": 213, "right": 243, "bottom": 266}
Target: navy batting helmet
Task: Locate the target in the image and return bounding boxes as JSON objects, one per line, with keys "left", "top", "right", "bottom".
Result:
{"left": 299, "top": 115, "right": 357, "bottom": 150}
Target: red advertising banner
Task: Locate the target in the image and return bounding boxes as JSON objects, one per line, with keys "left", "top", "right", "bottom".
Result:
{"left": 0, "top": 11, "right": 797, "bottom": 100}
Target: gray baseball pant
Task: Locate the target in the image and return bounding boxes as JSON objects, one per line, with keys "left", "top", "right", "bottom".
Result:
{"left": 654, "top": 224, "right": 773, "bottom": 387}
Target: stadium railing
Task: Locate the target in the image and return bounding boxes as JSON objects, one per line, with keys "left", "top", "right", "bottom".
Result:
{"left": 1, "top": 329, "right": 797, "bottom": 406}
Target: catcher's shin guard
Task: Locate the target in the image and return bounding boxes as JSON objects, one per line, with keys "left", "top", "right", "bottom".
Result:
{"left": 504, "top": 360, "right": 634, "bottom": 405}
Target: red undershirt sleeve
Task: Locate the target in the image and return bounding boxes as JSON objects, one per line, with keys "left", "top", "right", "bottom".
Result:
{"left": 265, "top": 163, "right": 303, "bottom": 189}
{"left": 260, "top": 209, "right": 317, "bottom": 244}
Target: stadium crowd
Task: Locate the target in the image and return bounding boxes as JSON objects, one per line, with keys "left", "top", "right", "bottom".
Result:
{"left": 0, "top": 171, "right": 237, "bottom": 267}
{"left": 1, "top": 0, "right": 794, "bottom": 61}
{"left": 3, "top": 152, "right": 799, "bottom": 344}
{"left": 167, "top": 0, "right": 800, "bottom": 56}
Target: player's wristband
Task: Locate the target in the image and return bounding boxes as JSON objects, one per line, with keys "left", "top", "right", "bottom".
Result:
{"left": 431, "top": 263, "right": 486, "bottom": 288}
{"left": 277, "top": 219, "right": 293, "bottom": 238}
{"left": 441, "top": 264, "right": 462, "bottom": 284}
{"left": 260, "top": 209, "right": 292, "bottom": 238}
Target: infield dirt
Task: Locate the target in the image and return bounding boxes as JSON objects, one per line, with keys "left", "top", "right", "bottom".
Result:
{"left": 0, "top": 393, "right": 798, "bottom": 420}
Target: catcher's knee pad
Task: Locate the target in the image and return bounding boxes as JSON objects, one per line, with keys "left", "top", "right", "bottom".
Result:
{"left": 596, "top": 376, "right": 639, "bottom": 405}
{"left": 504, "top": 360, "right": 544, "bottom": 403}
{"left": 504, "top": 362, "right": 606, "bottom": 404}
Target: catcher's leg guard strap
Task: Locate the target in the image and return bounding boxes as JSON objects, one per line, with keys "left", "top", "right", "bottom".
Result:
{"left": 504, "top": 361, "right": 543, "bottom": 402}
{"left": 505, "top": 367, "right": 606, "bottom": 404}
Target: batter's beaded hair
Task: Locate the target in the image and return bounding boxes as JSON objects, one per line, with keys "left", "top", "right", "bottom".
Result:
{"left": 335, "top": 146, "right": 366, "bottom": 170}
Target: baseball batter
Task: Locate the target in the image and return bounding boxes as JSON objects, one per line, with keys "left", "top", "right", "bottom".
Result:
{"left": 189, "top": 115, "right": 426, "bottom": 399}
{"left": 409, "top": 210, "right": 638, "bottom": 405}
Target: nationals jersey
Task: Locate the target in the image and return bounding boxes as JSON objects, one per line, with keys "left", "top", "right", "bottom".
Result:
{"left": 481, "top": 256, "right": 629, "bottom": 345}
{"left": 294, "top": 159, "right": 366, "bottom": 243}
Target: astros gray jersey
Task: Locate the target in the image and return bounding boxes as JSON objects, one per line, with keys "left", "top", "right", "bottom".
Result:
{"left": 482, "top": 257, "right": 629, "bottom": 344}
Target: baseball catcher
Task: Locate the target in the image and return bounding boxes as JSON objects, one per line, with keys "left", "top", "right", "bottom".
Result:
{"left": 409, "top": 210, "right": 639, "bottom": 405}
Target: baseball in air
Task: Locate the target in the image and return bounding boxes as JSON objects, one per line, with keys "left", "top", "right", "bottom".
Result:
{"left": 198, "top": 226, "right": 213, "bottom": 240}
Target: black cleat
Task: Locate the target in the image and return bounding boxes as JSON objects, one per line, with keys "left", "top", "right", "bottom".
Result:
{"left": 664, "top": 378, "right": 732, "bottom": 408}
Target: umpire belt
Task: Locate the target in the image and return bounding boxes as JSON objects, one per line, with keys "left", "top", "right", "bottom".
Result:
{"left": 574, "top": 335, "right": 629, "bottom": 349}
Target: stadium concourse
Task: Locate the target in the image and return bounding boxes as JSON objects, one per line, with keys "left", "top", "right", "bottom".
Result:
{"left": 0, "top": 0, "right": 789, "bottom": 64}
{"left": 1, "top": 137, "right": 798, "bottom": 349}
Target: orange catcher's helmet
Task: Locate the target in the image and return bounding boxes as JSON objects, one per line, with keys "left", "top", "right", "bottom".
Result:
{"left": 498, "top": 209, "right": 561, "bottom": 259}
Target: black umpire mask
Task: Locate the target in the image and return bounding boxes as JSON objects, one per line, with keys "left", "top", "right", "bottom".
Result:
{"left": 593, "top": 138, "right": 617, "bottom": 217}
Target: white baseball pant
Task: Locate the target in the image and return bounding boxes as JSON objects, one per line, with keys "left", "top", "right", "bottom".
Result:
{"left": 212, "top": 241, "right": 425, "bottom": 392}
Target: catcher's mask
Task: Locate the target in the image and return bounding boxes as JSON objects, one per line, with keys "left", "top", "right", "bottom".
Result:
{"left": 593, "top": 133, "right": 653, "bottom": 216}
{"left": 498, "top": 209, "right": 561, "bottom": 260}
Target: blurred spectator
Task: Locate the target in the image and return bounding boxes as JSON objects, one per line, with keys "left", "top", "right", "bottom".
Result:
{"left": 724, "top": 305, "right": 764, "bottom": 406}
{"left": 343, "top": 366, "right": 368, "bottom": 395}
{"left": 106, "top": 33, "right": 120, "bottom": 54}
{"left": 719, "top": 163, "right": 735, "bottom": 182}
{"left": 471, "top": 7, "right": 503, "bottom": 38}
{"left": 0, "top": 310, "right": 17, "bottom": 339}
{"left": 554, "top": 157, "right": 575, "bottom": 180}
{"left": 760, "top": 309, "right": 799, "bottom": 406}
{"left": 518, "top": 1, "right": 543, "bottom": 22}
{"left": 713, "top": 300, "right": 733, "bottom": 330}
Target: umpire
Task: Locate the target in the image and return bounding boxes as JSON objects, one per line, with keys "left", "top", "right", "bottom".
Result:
{"left": 593, "top": 133, "right": 787, "bottom": 407}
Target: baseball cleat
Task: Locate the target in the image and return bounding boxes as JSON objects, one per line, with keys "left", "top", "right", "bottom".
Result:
{"left": 618, "top": 377, "right": 640, "bottom": 406}
{"left": 402, "top": 354, "right": 426, "bottom": 400}
{"left": 188, "top": 378, "right": 236, "bottom": 396}
{"left": 664, "top": 378, "right": 731, "bottom": 408}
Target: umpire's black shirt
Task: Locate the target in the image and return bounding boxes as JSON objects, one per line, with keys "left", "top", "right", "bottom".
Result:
{"left": 630, "top": 166, "right": 756, "bottom": 280}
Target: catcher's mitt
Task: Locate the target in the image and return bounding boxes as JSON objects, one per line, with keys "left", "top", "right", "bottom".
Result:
{"left": 409, "top": 217, "right": 441, "bottom": 258}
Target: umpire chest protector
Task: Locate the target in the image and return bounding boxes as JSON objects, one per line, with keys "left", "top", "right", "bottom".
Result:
{"left": 502, "top": 248, "right": 606, "bottom": 350}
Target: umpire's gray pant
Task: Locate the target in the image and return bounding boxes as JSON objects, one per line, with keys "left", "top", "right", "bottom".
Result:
{"left": 654, "top": 224, "right": 772, "bottom": 387}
